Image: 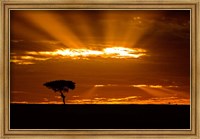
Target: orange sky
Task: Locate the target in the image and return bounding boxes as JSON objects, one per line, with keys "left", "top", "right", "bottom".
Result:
{"left": 10, "top": 10, "right": 190, "bottom": 104}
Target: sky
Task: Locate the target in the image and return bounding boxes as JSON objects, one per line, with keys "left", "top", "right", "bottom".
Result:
{"left": 10, "top": 10, "right": 190, "bottom": 104}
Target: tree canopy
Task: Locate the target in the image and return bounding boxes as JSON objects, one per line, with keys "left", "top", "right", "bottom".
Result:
{"left": 43, "top": 80, "right": 75, "bottom": 93}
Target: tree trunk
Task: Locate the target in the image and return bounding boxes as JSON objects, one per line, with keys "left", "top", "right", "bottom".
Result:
{"left": 60, "top": 91, "right": 66, "bottom": 104}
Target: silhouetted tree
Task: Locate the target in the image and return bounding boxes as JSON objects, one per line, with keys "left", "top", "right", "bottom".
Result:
{"left": 43, "top": 80, "right": 76, "bottom": 104}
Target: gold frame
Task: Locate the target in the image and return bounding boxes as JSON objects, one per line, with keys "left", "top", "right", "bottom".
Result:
{"left": 0, "top": 0, "right": 199, "bottom": 138}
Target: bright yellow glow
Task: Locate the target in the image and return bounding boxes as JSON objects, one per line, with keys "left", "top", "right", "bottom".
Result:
{"left": 103, "top": 47, "right": 146, "bottom": 58}
{"left": 131, "top": 84, "right": 148, "bottom": 87}
{"left": 25, "top": 47, "right": 146, "bottom": 60}
{"left": 167, "top": 85, "right": 179, "bottom": 88}
{"left": 131, "top": 84, "right": 163, "bottom": 88}
{"left": 55, "top": 49, "right": 104, "bottom": 57}
{"left": 10, "top": 59, "right": 34, "bottom": 65}
{"left": 20, "top": 56, "right": 48, "bottom": 61}
{"left": 149, "top": 85, "right": 163, "bottom": 88}
{"left": 94, "top": 85, "right": 105, "bottom": 87}
{"left": 20, "top": 56, "right": 34, "bottom": 59}
{"left": 131, "top": 84, "right": 179, "bottom": 89}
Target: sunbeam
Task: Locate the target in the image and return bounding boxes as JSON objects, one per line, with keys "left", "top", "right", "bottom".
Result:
{"left": 18, "top": 11, "right": 84, "bottom": 48}
{"left": 138, "top": 86, "right": 174, "bottom": 97}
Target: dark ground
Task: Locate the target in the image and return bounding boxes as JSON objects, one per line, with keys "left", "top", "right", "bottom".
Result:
{"left": 10, "top": 104, "right": 190, "bottom": 129}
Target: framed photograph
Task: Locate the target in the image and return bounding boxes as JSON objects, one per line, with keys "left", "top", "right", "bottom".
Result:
{"left": 1, "top": 0, "right": 199, "bottom": 138}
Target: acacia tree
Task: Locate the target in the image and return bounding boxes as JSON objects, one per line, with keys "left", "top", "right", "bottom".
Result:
{"left": 43, "top": 80, "right": 76, "bottom": 104}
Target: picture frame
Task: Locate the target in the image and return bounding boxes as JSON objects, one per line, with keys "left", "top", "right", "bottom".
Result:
{"left": 0, "top": 0, "right": 199, "bottom": 138}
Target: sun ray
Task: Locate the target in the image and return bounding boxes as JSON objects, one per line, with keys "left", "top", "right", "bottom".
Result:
{"left": 159, "top": 87, "right": 190, "bottom": 98}
{"left": 54, "top": 11, "right": 96, "bottom": 48}
{"left": 80, "top": 85, "right": 98, "bottom": 99}
{"left": 138, "top": 86, "right": 173, "bottom": 97}
{"left": 19, "top": 11, "right": 84, "bottom": 48}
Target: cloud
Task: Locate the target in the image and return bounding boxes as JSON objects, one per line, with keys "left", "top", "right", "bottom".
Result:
{"left": 10, "top": 46, "right": 147, "bottom": 65}
{"left": 64, "top": 96, "right": 189, "bottom": 104}
{"left": 107, "top": 96, "right": 139, "bottom": 102}
{"left": 93, "top": 84, "right": 180, "bottom": 88}
{"left": 137, "top": 97, "right": 190, "bottom": 105}
{"left": 11, "top": 96, "right": 190, "bottom": 105}
{"left": 10, "top": 55, "right": 49, "bottom": 65}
